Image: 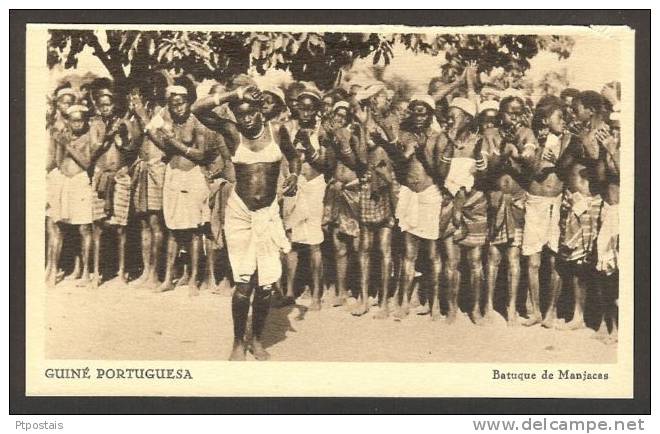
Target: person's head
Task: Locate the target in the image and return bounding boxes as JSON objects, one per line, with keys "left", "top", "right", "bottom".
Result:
{"left": 533, "top": 95, "right": 565, "bottom": 136}
{"left": 66, "top": 105, "right": 89, "bottom": 135}
{"left": 478, "top": 100, "right": 500, "bottom": 131}
{"left": 393, "top": 100, "right": 411, "bottom": 123}
{"left": 447, "top": 97, "right": 477, "bottom": 135}
{"left": 572, "top": 90, "right": 604, "bottom": 123}
{"left": 232, "top": 99, "right": 263, "bottom": 136}
{"left": 560, "top": 87, "right": 580, "bottom": 107}
{"left": 499, "top": 96, "right": 526, "bottom": 128}
{"left": 296, "top": 92, "right": 321, "bottom": 128}
{"left": 480, "top": 85, "right": 501, "bottom": 103}
{"left": 330, "top": 101, "right": 351, "bottom": 129}
{"left": 322, "top": 95, "right": 335, "bottom": 115}
{"left": 569, "top": 161, "right": 594, "bottom": 196}
{"left": 166, "top": 86, "right": 190, "bottom": 123}
{"left": 55, "top": 87, "right": 76, "bottom": 116}
{"left": 356, "top": 83, "right": 389, "bottom": 115}
{"left": 406, "top": 95, "right": 435, "bottom": 132}
{"left": 261, "top": 87, "right": 286, "bottom": 121}
{"left": 94, "top": 89, "right": 116, "bottom": 120}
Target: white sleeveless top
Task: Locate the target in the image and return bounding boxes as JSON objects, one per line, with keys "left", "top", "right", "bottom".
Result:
{"left": 232, "top": 123, "right": 282, "bottom": 165}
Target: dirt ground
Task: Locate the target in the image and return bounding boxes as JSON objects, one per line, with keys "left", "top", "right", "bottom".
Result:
{"left": 44, "top": 277, "right": 617, "bottom": 364}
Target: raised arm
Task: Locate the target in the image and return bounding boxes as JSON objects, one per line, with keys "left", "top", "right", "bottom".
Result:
{"left": 190, "top": 89, "right": 241, "bottom": 132}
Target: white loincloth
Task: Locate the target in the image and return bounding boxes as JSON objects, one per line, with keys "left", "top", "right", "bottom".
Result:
{"left": 282, "top": 174, "right": 327, "bottom": 245}
{"left": 444, "top": 157, "right": 476, "bottom": 196}
{"left": 522, "top": 193, "right": 562, "bottom": 256}
{"left": 48, "top": 169, "right": 93, "bottom": 225}
{"left": 396, "top": 184, "right": 442, "bottom": 240}
{"left": 596, "top": 202, "right": 619, "bottom": 275}
{"left": 162, "top": 164, "right": 210, "bottom": 230}
{"left": 224, "top": 191, "right": 291, "bottom": 286}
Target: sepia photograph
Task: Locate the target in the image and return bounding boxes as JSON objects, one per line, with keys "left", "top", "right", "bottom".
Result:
{"left": 16, "top": 13, "right": 643, "bottom": 402}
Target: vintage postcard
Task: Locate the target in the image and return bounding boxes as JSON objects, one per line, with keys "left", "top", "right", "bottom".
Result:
{"left": 23, "top": 21, "right": 635, "bottom": 399}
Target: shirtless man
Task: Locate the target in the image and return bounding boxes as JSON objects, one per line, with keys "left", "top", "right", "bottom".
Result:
{"left": 375, "top": 95, "right": 447, "bottom": 320}
{"left": 46, "top": 86, "right": 78, "bottom": 284}
{"left": 281, "top": 89, "right": 327, "bottom": 311}
{"left": 128, "top": 82, "right": 169, "bottom": 289}
{"left": 554, "top": 90, "right": 608, "bottom": 330}
{"left": 593, "top": 101, "right": 620, "bottom": 343}
{"left": 48, "top": 105, "right": 104, "bottom": 287}
{"left": 481, "top": 95, "right": 537, "bottom": 326}
{"left": 437, "top": 97, "right": 489, "bottom": 324}
{"left": 147, "top": 86, "right": 211, "bottom": 296}
{"left": 523, "top": 96, "right": 570, "bottom": 327}
{"left": 350, "top": 83, "right": 397, "bottom": 317}
{"left": 89, "top": 88, "right": 141, "bottom": 288}
{"left": 192, "top": 85, "right": 300, "bottom": 361}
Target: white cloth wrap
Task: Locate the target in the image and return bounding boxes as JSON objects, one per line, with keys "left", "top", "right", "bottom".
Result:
{"left": 444, "top": 157, "right": 476, "bottom": 196}
{"left": 596, "top": 202, "right": 619, "bottom": 275}
{"left": 396, "top": 184, "right": 442, "bottom": 240}
{"left": 522, "top": 193, "right": 562, "bottom": 256}
{"left": 162, "top": 164, "right": 210, "bottom": 230}
{"left": 224, "top": 191, "right": 291, "bottom": 286}
{"left": 282, "top": 174, "right": 327, "bottom": 245}
{"left": 47, "top": 169, "right": 93, "bottom": 225}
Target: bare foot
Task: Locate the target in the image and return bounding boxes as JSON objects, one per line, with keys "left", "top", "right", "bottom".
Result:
{"left": 368, "top": 296, "right": 378, "bottom": 307}
{"left": 506, "top": 309, "right": 519, "bottom": 327}
{"left": 592, "top": 319, "right": 609, "bottom": 340}
{"left": 144, "top": 276, "right": 161, "bottom": 289}
{"left": 212, "top": 279, "right": 233, "bottom": 296}
{"left": 351, "top": 302, "right": 369, "bottom": 317}
{"left": 414, "top": 304, "right": 431, "bottom": 315}
{"left": 108, "top": 272, "right": 128, "bottom": 287}
{"left": 541, "top": 310, "right": 558, "bottom": 329}
{"left": 430, "top": 303, "right": 443, "bottom": 321}
{"left": 445, "top": 309, "right": 458, "bottom": 325}
{"left": 392, "top": 306, "right": 408, "bottom": 321}
{"left": 249, "top": 340, "right": 271, "bottom": 361}
{"left": 188, "top": 281, "right": 200, "bottom": 297}
{"left": 130, "top": 271, "right": 149, "bottom": 287}
{"left": 176, "top": 271, "right": 190, "bottom": 288}
{"left": 559, "top": 315, "right": 586, "bottom": 330}
{"left": 154, "top": 280, "right": 175, "bottom": 293}
{"left": 308, "top": 299, "right": 322, "bottom": 311}
{"left": 472, "top": 308, "right": 484, "bottom": 325}
{"left": 229, "top": 341, "right": 246, "bottom": 361}
{"left": 301, "top": 286, "right": 311, "bottom": 299}
{"left": 333, "top": 294, "right": 347, "bottom": 307}
{"left": 46, "top": 272, "right": 57, "bottom": 288}
{"left": 522, "top": 311, "right": 542, "bottom": 327}
{"left": 87, "top": 277, "right": 100, "bottom": 290}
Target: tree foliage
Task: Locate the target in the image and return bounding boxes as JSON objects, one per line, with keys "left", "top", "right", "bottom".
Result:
{"left": 48, "top": 29, "right": 575, "bottom": 92}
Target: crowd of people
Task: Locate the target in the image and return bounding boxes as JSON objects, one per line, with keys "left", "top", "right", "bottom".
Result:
{"left": 44, "top": 62, "right": 621, "bottom": 361}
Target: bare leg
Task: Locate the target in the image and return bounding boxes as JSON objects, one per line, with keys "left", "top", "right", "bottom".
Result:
{"left": 444, "top": 239, "right": 461, "bottom": 325}
{"left": 332, "top": 229, "right": 350, "bottom": 307}
{"left": 131, "top": 218, "right": 152, "bottom": 286}
{"left": 374, "top": 227, "right": 392, "bottom": 319}
{"left": 308, "top": 244, "right": 323, "bottom": 310}
{"left": 116, "top": 226, "right": 128, "bottom": 284}
{"left": 561, "top": 265, "right": 587, "bottom": 330}
{"left": 46, "top": 222, "right": 63, "bottom": 287}
{"left": 468, "top": 246, "right": 484, "bottom": 325}
{"left": 230, "top": 281, "right": 253, "bottom": 361}
{"left": 250, "top": 284, "right": 272, "bottom": 360}
{"left": 79, "top": 224, "right": 92, "bottom": 284}
{"left": 202, "top": 237, "right": 219, "bottom": 291}
{"left": 188, "top": 232, "right": 201, "bottom": 296}
{"left": 484, "top": 245, "right": 502, "bottom": 323}
{"left": 354, "top": 228, "right": 373, "bottom": 316}
{"left": 65, "top": 255, "right": 82, "bottom": 280}
{"left": 90, "top": 222, "right": 103, "bottom": 288}
{"left": 506, "top": 246, "right": 521, "bottom": 326}
{"left": 427, "top": 239, "right": 442, "bottom": 320}
{"left": 147, "top": 213, "right": 164, "bottom": 287}
{"left": 542, "top": 255, "right": 562, "bottom": 328}
{"left": 523, "top": 252, "right": 543, "bottom": 326}
{"left": 393, "top": 232, "right": 418, "bottom": 319}
{"left": 284, "top": 248, "right": 299, "bottom": 299}
{"left": 155, "top": 233, "right": 176, "bottom": 292}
